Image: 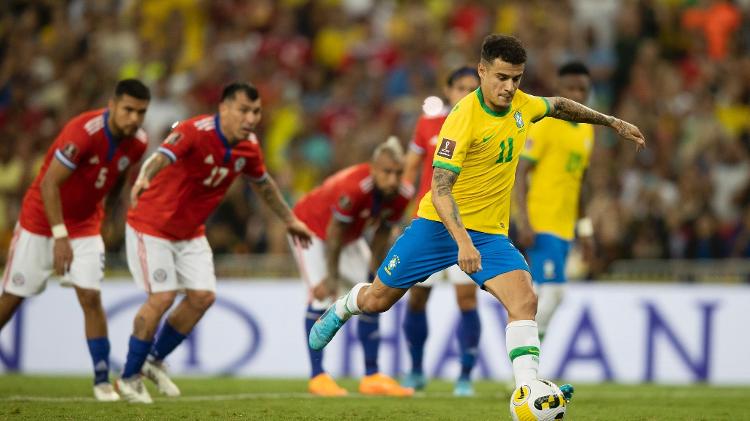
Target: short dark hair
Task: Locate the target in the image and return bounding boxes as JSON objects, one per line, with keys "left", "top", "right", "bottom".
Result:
{"left": 447, "top": 66, "right": 479, "bottom": 87}
{"left": 221, "top": 82, "right": 260, "bottom": 102}
{"left": 558, "top": 61, "right": 590, "bottom": 77}
{"left": 481, "top": 34, "right": 526, "bottom": 65}
{"left": 115, "top": 79, "right": 150, "bottom": 100}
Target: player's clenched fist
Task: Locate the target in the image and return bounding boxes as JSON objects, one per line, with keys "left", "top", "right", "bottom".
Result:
{"left": 457, "top": 241, "right": 482, "bottom": 274}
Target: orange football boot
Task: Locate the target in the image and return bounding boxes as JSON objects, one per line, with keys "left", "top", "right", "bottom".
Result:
{"left": 308, "top": 373, "right": 348, "bottom": 397}
{"left": 359, "top": 373, "right": 415, "bottom": 397}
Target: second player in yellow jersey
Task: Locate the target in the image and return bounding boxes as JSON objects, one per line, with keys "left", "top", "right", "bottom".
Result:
{"left": 514, "top": 61, "right": 597, "bottom": 343}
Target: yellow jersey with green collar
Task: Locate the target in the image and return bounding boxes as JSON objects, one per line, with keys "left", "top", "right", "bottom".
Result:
{"left": 417, "top": 88, "right": 550, "bottom": 235}
{"left": 521, "top": 117, "right": 594, "bottom": 240}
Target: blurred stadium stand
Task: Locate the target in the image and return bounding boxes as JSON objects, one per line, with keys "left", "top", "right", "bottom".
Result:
{"left": 1, "top": 0, "right": 750, "bottom": 280}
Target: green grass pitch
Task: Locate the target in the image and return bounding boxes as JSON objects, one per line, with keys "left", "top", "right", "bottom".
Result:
{"left": 0, "top": 375, "right": 747, "bottom": 420}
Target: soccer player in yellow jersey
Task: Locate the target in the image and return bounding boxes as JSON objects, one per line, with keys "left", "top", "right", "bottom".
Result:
{"left": 310, "top": 34, "right": 645, "bottom": 405}
{"left": 515, "top": 62, "right": 595, "bottom": 343}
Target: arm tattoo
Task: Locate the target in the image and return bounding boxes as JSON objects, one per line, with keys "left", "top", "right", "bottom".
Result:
{"left": 254, "top": 177, "right": 293, "bottom": 223}
{"left": 432, "top": 168, "right": 463, "bottom": 237}
{"left": 433, "top": 168, "right": 458, "bottom": 197}
{"left": 548, "top": 97, "right": 615, "bottom": 126}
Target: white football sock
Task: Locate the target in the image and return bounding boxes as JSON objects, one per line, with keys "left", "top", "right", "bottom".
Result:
{"left": 535, "top": 283, "right": 565, "bottom": 340}
{"left": 334, "top": 282, "right": 367, "bottom": 319}
{"left": 506, "top": 320, "right": 541, "bottom": 387}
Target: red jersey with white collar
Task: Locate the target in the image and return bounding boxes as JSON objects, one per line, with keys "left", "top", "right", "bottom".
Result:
{"left": 293, "top": 163, "right": 410, "bottom": 244}
{"left": 128, "top": 114, "right": 267, "bottom": 240}
{"left": 409, "top": 109, "right": 449, "bottom": 213}
{"left": 19, "top": 109, "right": 147, "bottom": 237}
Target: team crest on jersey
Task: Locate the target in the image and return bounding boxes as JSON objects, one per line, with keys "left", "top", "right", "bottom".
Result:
{"left": 514, "top": 111, "right": 524, "bottom": 128}
{"left": 384, "top": 255, "right": 400, "bottom": 276}
{"left": 437, "top": 138, "right": 456, "bottom": 159}
{"left": 164, "top": 132, "right": 182, "bottom": 145}
{"left": 118, "top": 156, "right": 130, "bottom": 171}
{"left": 235, "top": 157, "right": 246, "bottom": 172}
{"left": 62, "top": 143, "right": 78, "bottom": 160}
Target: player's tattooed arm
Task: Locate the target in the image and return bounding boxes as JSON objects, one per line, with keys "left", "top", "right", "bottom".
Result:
{"left": 431, "top": 167, "right": 482, "bottom": 273}
{"left": 321, "top": 218, "right": 347, "bottom": 297}
{"left": 251, "top": 176, "right": 295, "bottom": 224}
{"left": 547, "top": 97, "right": 646, "bottom": 149}
{"left": 251, "top": 176, "right": 313, "bottom": 248}
{"left": 369, "top": 223, "right": 392, "bottom": 274}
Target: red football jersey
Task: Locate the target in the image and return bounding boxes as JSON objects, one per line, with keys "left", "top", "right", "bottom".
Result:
{"left": 409, "top": 109, "right": 449, "bottom": 213}
{"left": 19, "top": 109, "right": 147, "bottom": 238}
{"left": 128, "top": 114, "right": 267, "bottom": 240}
{"left": 293, "top": 163, "right": 410, "bottom": 244}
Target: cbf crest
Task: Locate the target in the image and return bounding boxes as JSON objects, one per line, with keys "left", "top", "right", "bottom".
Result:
{"left": 235, "top": 157, "right": 246, "bottom": 172}
{"left": 384, "top": 255, "right": 400, "bottom": 276}
{"left": 514, "top": 111, "right": 524, "bottom": 128}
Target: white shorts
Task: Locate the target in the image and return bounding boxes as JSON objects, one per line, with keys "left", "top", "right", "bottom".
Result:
{"left": 416, "top": 264, "right": 474, "bottom": 288}
{"left": 288, "top": 235, "right": 371, "bottom": 310}
{"left": 1, "top": 225, "right": 105, "bottom": 297}
{"left": 126, "top": 224, "right": 216, "bottom": 294}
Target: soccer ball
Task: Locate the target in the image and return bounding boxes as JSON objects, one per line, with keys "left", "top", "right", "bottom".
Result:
{"left": 509, "top": 379, "right": 567, "bottom": 421}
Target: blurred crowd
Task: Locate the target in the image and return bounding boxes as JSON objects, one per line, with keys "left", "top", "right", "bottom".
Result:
{"left": 1, "top": 0, "right": 749, "bottom": 277}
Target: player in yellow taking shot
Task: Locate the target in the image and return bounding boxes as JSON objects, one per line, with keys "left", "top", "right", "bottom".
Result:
{"left": 309, "top": 34, "right": 645, "bottom": 404}
{"left": 515, "top": 61, "right": 596, "bottom": 343}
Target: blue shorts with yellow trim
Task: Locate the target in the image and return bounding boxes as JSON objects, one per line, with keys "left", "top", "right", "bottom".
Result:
{"left": 377, "top": 218, "right": 529, "bottom": 289}
{"left": 526, "top": 233, "right": 571, "bottom": 284}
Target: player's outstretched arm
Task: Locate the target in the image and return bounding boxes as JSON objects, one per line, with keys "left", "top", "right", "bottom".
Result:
{"left": 318, "top": 218, "right": 347, "bottom": 300}
{"left": 546, "top": 97, "right": 646, "bottom": 150}
{"left": 130, "top": 152, "right": 171, "bottom": 206}
{"left": 250, "top": 176, "right": 313, "bottom": 248}
{"left": 369, "top": 223, "right": 392, "bottom": 275}
{"left": 431, "top": 168, "right": 481, "bottom": 274}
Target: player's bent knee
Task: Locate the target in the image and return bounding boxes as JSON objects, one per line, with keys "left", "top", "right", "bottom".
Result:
{"left": 507, "top": 292, "right": 538, "bottom": 321}
{"left": 148, "top": 291, "right": 178, "bottom": 313}
{"left": 187, "top": 290, "right": 215, "bottom": 311}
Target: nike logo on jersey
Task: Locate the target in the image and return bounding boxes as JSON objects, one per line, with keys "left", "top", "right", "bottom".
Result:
{"left": 482, "top": 134, "right": 495, "bottom": 143}
{"left": 204, "top": 155, "right": 215, "bottom": 164}
{"left": 89, "top": 155, "right": 100, "bottom": 165}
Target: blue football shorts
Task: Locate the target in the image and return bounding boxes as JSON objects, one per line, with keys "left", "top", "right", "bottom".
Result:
{"left": 377, "top": 218, "right": 529, "bottom": 289}
{"left": 526, "top": 233, "right": 571, "bottom": 284}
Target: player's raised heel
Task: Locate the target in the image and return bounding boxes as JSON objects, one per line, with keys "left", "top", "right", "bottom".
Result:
{"left": 308, "top": 373, "right": 348, "bottom": 397}
{"left": 115, "top": 377, "right": 153, "bottom": 404}
{"left": 453, "top": 378, "right": 475, "bottom": 397}
{"left": 308, "top": 307, "right": 346, "bottom": 351}
{"left": 93, "top": 383, "right": 120, "bottom": 401}
{"left": 559, "top": 383, "right": 574, "bottom": 402}
{"left": 142, "top": 359, "right": 181, "bottom": 397}
{"left": 401, "top": 372, "right": 426, "bottom": 391}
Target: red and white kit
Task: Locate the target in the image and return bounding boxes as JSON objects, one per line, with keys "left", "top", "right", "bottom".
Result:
{"left": 126, "top": 114, "right": 267, "bottom": 293}
{"left": 4, "top": 109, "right": 147, "bottom": 296}
{"left": 291, "top": 163, "right": 410, "bottom": 308}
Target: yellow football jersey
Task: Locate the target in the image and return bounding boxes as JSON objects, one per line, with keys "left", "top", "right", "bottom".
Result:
{"left": 521, "top": 118, "right": 594, "bottom": 240}
{"left": 417, "top": 88, "right": 549, "bottom": 235}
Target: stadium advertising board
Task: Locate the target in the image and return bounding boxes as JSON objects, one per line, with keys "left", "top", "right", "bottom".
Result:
{"left": 1, "top": 281, "right": 748, "bottom": 385}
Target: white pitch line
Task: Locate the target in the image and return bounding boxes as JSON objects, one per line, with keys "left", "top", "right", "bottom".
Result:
{"left": 2, "top": 389, "right": 747, "bottom": 403}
